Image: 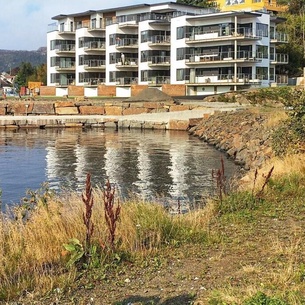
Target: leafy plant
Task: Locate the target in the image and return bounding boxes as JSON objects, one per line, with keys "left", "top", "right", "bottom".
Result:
{"left": 243, "top": 292, "right": 288, "bottom": 305}
{"left": 62, "top": 238, "right": 85, "bottom": 268}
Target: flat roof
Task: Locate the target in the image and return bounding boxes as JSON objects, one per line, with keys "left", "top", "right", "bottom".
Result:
{"left": 52, "top": 2, "right": 204, "bottom": 20}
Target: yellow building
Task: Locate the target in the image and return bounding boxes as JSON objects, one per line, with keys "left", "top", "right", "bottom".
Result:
{"left": 209, "top": 0, "right": 287, "bottom": 13}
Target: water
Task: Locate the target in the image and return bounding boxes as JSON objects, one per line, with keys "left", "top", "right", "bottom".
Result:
{"left": 0, "top": 128, "right": 239, "bottom": 207}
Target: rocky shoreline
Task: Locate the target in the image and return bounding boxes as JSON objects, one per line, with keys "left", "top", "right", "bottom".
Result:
{"left": 189, "top": 110, "right": 274, "bottom": 170}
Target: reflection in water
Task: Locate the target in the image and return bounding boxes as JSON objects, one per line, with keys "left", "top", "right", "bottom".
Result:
{"left": 0, "top": 128, "right": 240, "bottom": 206}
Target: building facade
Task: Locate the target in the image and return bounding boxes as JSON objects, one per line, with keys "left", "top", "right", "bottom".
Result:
{"left": 47, "top": 1, "right": 288, "bottom": 97}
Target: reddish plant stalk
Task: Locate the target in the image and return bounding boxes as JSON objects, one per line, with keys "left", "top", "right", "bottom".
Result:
{"left": 103, "top": 180, "right": 121, "bottom": 249}
{"left": 82, "top": 173, "right": 94, "bottom": 255}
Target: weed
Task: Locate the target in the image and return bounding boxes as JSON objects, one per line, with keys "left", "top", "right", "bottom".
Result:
{"left": 103, "top": 180, "right": 121, "bottom": 249}
{"left": 82, "top": 173, "right": 94, "bottom": 256}
{"left": 243, "top": 292, "right": 288, "bottom": 305}
{"left": 212, "top": 157, "right": 227, "bottom": 204}
{"left": 62, "top": 238, "right": 85, "bottom": 268}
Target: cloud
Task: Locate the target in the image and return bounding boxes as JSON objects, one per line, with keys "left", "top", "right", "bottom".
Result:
{"left": 1, "top": 0, "right": 161, "bottom": 50}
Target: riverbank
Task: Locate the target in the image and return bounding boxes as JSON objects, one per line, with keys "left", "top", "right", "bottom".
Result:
{"left": 189, "top": 109, "right": 279, "bottom": 170}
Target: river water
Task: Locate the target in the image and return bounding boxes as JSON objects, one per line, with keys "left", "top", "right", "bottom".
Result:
{"left": 0, "top": 128, "right": 239, "bottom": 208}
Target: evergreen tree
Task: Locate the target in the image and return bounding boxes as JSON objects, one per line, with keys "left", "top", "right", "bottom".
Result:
{"left": 14, "top": 62, "right": 35, "bottom": 90}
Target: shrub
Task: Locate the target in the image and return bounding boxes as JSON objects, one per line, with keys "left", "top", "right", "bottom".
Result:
{"left": 243, "top": 292, "right": 288, "bottom": 305}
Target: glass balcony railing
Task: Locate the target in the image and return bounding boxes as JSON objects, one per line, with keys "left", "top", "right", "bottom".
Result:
{"left": 270, "top": 53, "right": 289, "bottom": 63}
{"left": 149, "top": 35, "right": 171, "bottom": 44}
{"left": 116, "top": 38, "right": 138, "bottom": 47}
{"left": 116, "top": 77, "right": 138, "bottom": 85}
{"left": 270, "top": 32, "right": 289, "bottom": 43}
{"left": 84, "top": 59, "right": 106, "bottom": 67}
{"left": 55, "top": 44, "right": 75, "bottom": 52}
{"left": 189, "top": 74, "right": 262, "bottom": 84}
{"left": 148, "top": 76, "right": 170, "bottom": 84}
{"left": 149, "top": 56, "right": 170, "bottom": 65}
{"left": 116, "top": 58, "right": 138, "bottom": 66}
{"left": 82, "top": 78, "right": 105, "bottom": 85}
{"left": 83, "top": 41, "right": 105, "bottom": 50}
{"left": 185, "top": 51, "right": 263, "bottom": 63}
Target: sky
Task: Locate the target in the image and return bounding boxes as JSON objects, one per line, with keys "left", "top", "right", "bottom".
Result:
{"left": 0, "top": 0, "right": 164, "bottom": 51}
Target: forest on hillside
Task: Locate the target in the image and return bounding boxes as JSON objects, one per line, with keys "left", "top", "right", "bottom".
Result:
{"left": 0, "top": 48, "right": 46, "bottom": 74}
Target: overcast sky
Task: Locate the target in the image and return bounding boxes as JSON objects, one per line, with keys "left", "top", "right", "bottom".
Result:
{"left": 0, "top": 0, "right": 164, "bottom": 51}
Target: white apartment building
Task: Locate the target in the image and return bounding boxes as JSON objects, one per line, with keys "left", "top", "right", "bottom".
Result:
{"left": 47, "top": 1, "right": 288, "bottom": 97}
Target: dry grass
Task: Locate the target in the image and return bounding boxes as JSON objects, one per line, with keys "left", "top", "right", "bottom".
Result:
{"left": 0, "top": 189, "right": 212, "bottom": 301}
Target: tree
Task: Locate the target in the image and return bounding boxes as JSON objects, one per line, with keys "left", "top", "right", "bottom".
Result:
{"left": 176, "top": 0, "right": 212, "bottom": 7}
{"left": 14, "top": 62, "right": 47, "bottom": 90}
{"left": 14, "top": 62, "right": 35, "bottom": 90}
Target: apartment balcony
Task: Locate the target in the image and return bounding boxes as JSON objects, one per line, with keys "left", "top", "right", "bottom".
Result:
{"left": 148, "top": 35, "right": 171, "bottom": 48}
{"left": 55, "top": 44, "right": 75, "bottom": 54}
{"left": 270, "top": 53, "right": 289, "bottom": 65}
{"left": 116, "top": 77, "right": 138, "bottom": 86}
{"left": 84, "top": 41, "right": 106, "bottom": 52}
{"left": 275, "top": 74, "right": 288, "bottom": 85}
{"left": 148, "top": 56, "right": 170, "bottom": 67}
{"left": 264, "top": 0, "right": 288, "bottom": 12}
{"left": 185, "top": 51, "right": 262, "bottom": 66}
{"left": 148, "top": 76, "right": 170, "bottom": 85}
{"left": 58, "top": 25, "right": 75, "bottom": 35}
{"left": 55, "top": 62, "right": 75, "bottom": 72}
{"left": 88, "top": 23, "right": 106, "bottom": 32}
{"left": 186, "top": 27, "right": 262, "bottom": 44}
{"left": 118, "top": 20, "right": 138, "bottom": 29}
{"left": 84, "top": 59, "right": 106, "bottom": 70}
{"left": 270, "top": 32, "right": 289, "bottom": 44}
{"left": 83, "top": 78, "right": 105, "bottom": 86}
{"left": 55, "top": 79, "right": 75, "bottom": 87}
{"left": 116, "top": 38, "right": 138, "bottom": 50}
{"left": 186, "top": 74, "right": 262, "bottom": 86}
{"left": 116, "top": 58, "right": 138, "bottom": 69}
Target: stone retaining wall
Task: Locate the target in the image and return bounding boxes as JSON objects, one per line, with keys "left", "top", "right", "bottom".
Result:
{"left": 189, "top": 110, "right": 274, "bottom": 170}
{"left": 0, "top": 99, "right": 191, "bottom": 116}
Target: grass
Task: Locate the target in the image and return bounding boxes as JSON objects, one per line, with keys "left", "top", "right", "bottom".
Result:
{"left": 1, "top": 161, "right": 305, "bottom": 304}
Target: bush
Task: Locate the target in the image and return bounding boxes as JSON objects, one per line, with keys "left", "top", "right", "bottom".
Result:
{"left": 243, "top": 292, "right": 288, "bottom": 305}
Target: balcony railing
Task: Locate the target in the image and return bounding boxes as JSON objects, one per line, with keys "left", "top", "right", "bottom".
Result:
{"left": 55, "top": 62, "right": 75, "bottom": 71}
{"left": 149, "top": 35, "right": 171, "bottom": 44}
{"left": 186, "top": 51, "right": 263, "bottom": 63}
{"left": 187, "top": 73, "right": 262, "bottom": 84}
{"left": 270, "top": 32, "right": 288, "bottom": 43}
{"left": 270, "top": 53, "right": 289, "bottom": 64}
{"left": 116, "top": 77, "right": 138, "bottom": 85}
{"left": 83, "top": 78, "right": 105, "bottom": 86}
{"left": 148, "top": 56, "right": 170, "bottom": 65}
{"left": 148, "top": 76, "right": 170, "bottom": 84}
{"left": 188, "top": 27, "right": 262, "bottom": 42}
{"left": 116, "top": 38, "right": 138, "bottom": 48}
{"left": 84, "top": 59, "right": 106, "bottom": 68}
{"left": 84, "top": 41, "right": 105, "bottom": 50}
{"left": 55, "top": 79, "right": 75, "bottom": 86}
{"left": 55, "top": 44, "right": 75, "bottom": 53}
{"left": 116, "top": 58, "right": 138, "bottom": 67}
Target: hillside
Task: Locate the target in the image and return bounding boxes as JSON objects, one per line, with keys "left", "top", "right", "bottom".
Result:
{"left": 0, "top": 48, "right": 47, "bottom": 73}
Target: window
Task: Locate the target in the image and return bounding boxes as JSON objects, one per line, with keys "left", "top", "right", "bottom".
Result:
{"left": 176, "top": 69, "right": 190, "bottom": 81}
{"left": 257, "top": 23, "right": 268, "bottom": 37}
{"left": 257, "top": 45, "right": 268, "bottom": 59}
{"left": 109, "top": 71, "right": 116, "bottom": 82}
{"left": 256, "top": 67, "right": 268, "bottom": 80}
{"left": 141, "top": 30, "right": 149, "bottom": 43}
{"left": 177, "top": 48, "right": 186, "bottom": 60}
{"left": 177, "top": 27, "right": 185, "bottom": 40}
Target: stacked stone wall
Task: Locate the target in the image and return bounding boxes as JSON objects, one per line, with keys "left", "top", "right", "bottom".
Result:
{"left": 189, "top": 110, "right": 273, "bottom": 170}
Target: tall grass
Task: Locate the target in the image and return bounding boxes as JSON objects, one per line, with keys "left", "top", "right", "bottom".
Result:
{"left": 0, "top": 186, "right": 212, "bottom": 301}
